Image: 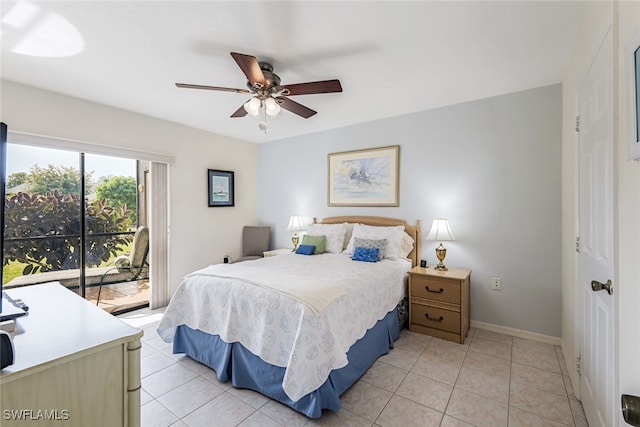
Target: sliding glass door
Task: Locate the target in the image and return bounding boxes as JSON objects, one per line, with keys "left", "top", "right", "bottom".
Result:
{"left": 3, "top": 144, "right": 82, "bottom": 290}
{"left": 83, "top": 154, "right": 148, "bottom": 311}
{"left": 2, "top": 141, "right": 149, "bottom": 313}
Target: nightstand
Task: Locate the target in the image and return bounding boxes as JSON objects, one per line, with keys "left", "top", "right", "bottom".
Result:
{"left": 408, "top": 266, "right": 471, "bottom": 344}
{"left": 263, "top": 248, "right": 293, "bottom": 257}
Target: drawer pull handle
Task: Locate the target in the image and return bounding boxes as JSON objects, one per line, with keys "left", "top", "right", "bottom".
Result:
{"left": 425, "top": 313, "right": 444, "bottom": 322}
{"left": 425, "top": 286, "right": 444, "bottom": 293}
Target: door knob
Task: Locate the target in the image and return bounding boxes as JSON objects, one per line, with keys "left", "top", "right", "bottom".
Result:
{"left": 591, "top": 279, "right": 613, "bottom": 295}
{"left": 622, "top": 394, "right": 640, "bottom": 426}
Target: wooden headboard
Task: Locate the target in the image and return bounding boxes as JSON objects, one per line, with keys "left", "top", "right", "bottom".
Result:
{"left": 315, "top": 216, "right": 421, "bottom": 267}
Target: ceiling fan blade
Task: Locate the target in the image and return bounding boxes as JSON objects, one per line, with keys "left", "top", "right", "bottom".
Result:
{"left": 278, "top": 79, "right": 342, "bottom": 96}
{"left": 230, "top": 102, "right": 249, "bottom": 118}
{"left": 230, "top": 52, "right": 266, "bottom": 88}
{"left": 278, "top": 97, "right": 317, "bottom": 118}
{"left": 176, "top": 83, "right": 251, "bottom": 94}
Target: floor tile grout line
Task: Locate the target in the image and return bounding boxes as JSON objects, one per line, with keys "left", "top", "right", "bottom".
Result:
{"left": 506, "top": 337, "right": 513, "bottom": 426}
{"left": 437, "top": 333, "right": 472, "bottom": 425}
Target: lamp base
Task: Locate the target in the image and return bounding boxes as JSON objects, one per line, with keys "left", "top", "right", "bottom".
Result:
{"left": 291, "top": 234, "right": 300, "bottom": 252}
{"left": 435, "top": 243, "right": 448, "bottom": 271}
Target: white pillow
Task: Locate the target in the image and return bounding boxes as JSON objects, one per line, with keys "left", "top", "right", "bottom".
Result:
{"left": 305, "top": 223, "right": 348, "bottom": 254}
{"left": 345, "top": 224, "right": 405, "bottom": 259}
{"left": 399, "top": 232, "right": 415, "bottom": 258}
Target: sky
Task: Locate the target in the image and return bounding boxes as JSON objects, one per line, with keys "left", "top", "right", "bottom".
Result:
{"left": 6, "top": 143, "right": 136, "bottom": 179}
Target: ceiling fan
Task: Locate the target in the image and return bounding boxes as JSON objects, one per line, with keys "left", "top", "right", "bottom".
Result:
{"left": 176, "top": 52, "right": 342, "bottom": 129}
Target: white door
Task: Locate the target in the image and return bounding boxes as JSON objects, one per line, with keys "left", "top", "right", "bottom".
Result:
{"left": 578, "top": 27, "right": 616, "bottom": 427}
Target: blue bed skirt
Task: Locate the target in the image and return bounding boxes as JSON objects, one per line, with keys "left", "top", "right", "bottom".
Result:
{"left": 173, "top": 308, "right": 401, "bottom": 418}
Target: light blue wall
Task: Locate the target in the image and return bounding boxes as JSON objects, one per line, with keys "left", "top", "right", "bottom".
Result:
{"left": 257, "top": 84, "right": 562, "bottom": 337}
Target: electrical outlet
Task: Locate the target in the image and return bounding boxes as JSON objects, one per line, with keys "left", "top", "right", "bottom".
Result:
{"left": 491, "top": 277, "right": 502, "bottom": 291}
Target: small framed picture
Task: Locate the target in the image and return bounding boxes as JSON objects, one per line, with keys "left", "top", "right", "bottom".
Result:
{"left": 208, "top": 169, "right": 234, "bottom": 207}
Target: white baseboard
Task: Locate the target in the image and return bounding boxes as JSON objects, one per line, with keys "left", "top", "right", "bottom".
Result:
{"left": 471, "top": 320, "right": 562, "bottom": 346}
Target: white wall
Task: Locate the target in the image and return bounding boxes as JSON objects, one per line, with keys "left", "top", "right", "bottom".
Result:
{"left": 257, "top": 84, "right": 563, "bottom": 338}
{"left": 1, "top": 80, "right": 258, "bottom": 296}
{"left": 561, "top": 0, "right": 640, "bottom": 423}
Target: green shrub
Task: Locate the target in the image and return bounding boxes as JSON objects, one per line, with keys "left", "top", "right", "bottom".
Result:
{"left": 3, "top": 191, "right": 133, "bottom": 275}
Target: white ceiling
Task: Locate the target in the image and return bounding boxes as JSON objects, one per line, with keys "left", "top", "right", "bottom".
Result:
{"left": 1, "top": 1, "right": 585, "bottom": 144}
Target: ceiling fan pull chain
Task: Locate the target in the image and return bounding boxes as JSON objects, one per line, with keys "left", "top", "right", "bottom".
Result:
{"left": 259, "top": 103, "right": 268, "bottom": 133}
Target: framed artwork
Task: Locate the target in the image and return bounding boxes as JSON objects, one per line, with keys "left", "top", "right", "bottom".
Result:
{"left": 208, "top": 169, "right": 234, "bottom": 207}
{"left": 628, "top": 29, "right": 640, "bottom": 160}
{"left": 327, "top": 145, "right": 399, "bottom": 207}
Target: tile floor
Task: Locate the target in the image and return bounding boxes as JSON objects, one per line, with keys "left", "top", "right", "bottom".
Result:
{"left": 119, "top": 308, "right": 589, "bottom": 427}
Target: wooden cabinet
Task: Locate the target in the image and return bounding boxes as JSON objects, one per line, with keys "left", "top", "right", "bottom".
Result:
{"left": 0, "top": 283, "right": 142, "bottom": 427}
{"left": 408, "top": 266, "right": 471, "bottom": 344}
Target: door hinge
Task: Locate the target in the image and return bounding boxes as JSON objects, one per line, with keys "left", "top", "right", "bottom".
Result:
{"left": 575, "top": 115, "right": 580, "bottom": 132}
{"left": 576, "top": 354, "right": 582, "bottom": 375}
{"left": 575, "top": 236, "right": 581, "bottom": 253}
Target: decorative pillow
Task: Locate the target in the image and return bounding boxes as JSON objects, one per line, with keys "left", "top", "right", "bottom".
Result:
{"left": 399, "top": 232, "right": 415, "bottom": 258}
{"left": 301, "top": 234, "right": 326, "bottom": 254}
{"left": 352, "top": 237, "right": 387, "bottom": 261}
{"left": 352, "top": 246, "right": 379, "bottom": 263}
{"left": 345, "top": 224, "right": 405, "bottom": 259}
{"left": 305, "top": 223, "right": 348, "bottom": 253}
{"left": 295, "top": 244, "right": 315, "bottom": 255}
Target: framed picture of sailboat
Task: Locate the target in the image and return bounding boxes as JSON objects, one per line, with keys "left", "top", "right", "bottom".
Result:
{"left": 327, "top": 145, "right": 399, "bottom": 207}
{"left": 208, "top": 169, "right": 234, "bottom": 207}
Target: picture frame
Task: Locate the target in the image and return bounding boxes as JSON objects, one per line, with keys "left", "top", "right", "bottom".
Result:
{"left": 208, "top": 169, "right": 234, "bottom": 207}
{"left": 328, "top": 145, "right": 399, "bottom": 207}
{"left": 628, "top": 29, "right": 640, "bottom": 160}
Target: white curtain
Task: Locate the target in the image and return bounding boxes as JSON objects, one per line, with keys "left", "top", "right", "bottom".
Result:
{"left": 148, "top": 162, "right": 170, "bottom": 308}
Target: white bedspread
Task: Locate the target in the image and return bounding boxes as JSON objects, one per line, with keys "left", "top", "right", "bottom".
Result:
{"left": 184, "top": 262, "right": 347, "bottom": 315}
{"left": 157, "top": 253, "right": 411, "bottom": 401}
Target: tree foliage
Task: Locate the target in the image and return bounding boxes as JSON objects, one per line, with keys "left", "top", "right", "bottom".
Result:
{"left": 96, "top": 176, "right": 137, "bottom": 222}
{"left": 3, "top": 191, "right": 133, "bottom": 275}
{"left": 7, "top": 172, "right": 28, "bottom": 190}
{"left": 26, "top": 165, "right": 95, "bottom": 195}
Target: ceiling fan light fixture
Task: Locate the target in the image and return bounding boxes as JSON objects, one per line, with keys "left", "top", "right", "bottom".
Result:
{"left": 243, "top": 97, "right": 261, "bottom": 116}
{"left": 265, "top": 97, "right": 281, "bottom": 116}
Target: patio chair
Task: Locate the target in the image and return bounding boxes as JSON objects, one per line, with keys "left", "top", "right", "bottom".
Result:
{"left": 96, "top": 226, "right": 149, "bottom": 305}
{"left": 234, "top": 225, "right": 270, "bottom": 262}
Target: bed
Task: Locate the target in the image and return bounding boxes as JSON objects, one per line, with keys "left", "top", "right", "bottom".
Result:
{"left": 157, "top": 216, "right": 421, "bottom": 418}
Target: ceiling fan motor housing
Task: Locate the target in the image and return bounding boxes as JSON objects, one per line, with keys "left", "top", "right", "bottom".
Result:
{"left": 246, "top": 62, "right": 281, "bottom": 92}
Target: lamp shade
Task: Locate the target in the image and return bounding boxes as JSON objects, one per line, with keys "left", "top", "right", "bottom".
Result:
{"left": 243, "top": 97, "right": 261, "bottom": 116}
{"left": 426, "top": 218, "right": 455, "bottom": 241}
{"left": 287, "top": 215, "right": 306, "bottom": 232}
{"left": 265, "top": 97, "right": 281, "bottom": 116}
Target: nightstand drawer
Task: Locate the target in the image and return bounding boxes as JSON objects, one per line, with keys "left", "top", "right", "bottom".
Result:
{"left": 410, "top": 276, "right": 460, "bottom": 304}
{"left": 411, "top": 303, "right": 460, "bottom": 334}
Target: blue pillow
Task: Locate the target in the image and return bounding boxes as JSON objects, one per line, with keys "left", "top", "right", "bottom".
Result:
{"left": 295, "top": 244, "right": 315, "bottom": 255}
{"left": 353, "top": 237, "right": 387, "bottom": 261}
{"left": 352, "top": 246, "right": 379, "bottom": 263}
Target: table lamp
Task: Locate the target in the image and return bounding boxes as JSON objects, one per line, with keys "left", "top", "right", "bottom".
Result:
{"left": 426, "top": 218, "right": 455, "bottom": 271}
{"left": 287, "top": 215, "right": 305, "bottom": 251}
